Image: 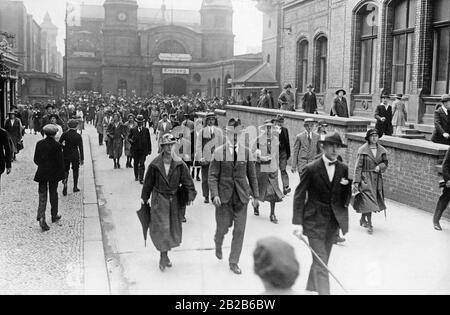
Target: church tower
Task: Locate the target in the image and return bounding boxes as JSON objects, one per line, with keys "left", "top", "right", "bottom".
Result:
{"left": 200, "top": 0, "right": 234, "bottom": 61}
{"left": 102, "top": 0, "right": 144, "bottom": 96}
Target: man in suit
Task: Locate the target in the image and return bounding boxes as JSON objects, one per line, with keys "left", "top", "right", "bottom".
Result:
{"left": 209, "top": 118, "right": 260, "bottom": 275}
{"left": 59, "top": 119, "right": 84, "bottom": 196}
{"left": 293, "top": 132, "right": 352, "bottom": 295}
{"left": 375, "top": 94, "right": 394, "bottom": 137}
{"left": 0, "top": 127, "right": 12, "bottom": 192}
{"left": 433, "top": 146, "right": 450, "bottom": 231}
{"left": 301, "top": 84, "right": 318, "bottom": 114}
{"left": 431, "top": 94, "right": 450, "bottom": 145}
{"left": 34, "top": 124, "right": 66, "bottom": 232}
{"left": 129, "top": 115, "right": 152, "bottom": 184}
{"left": 278, "top": 84, "right": 296, "bottom": 111}
{"left": 156, "top": 112, "right": 173, "bottom": 150}
{"left": 292, "top": 119, "right": 320, "bottom": 178}
{"left": 198, "top": 113, "right": 220, "bottom": 204}
{"left": 274, "top": 115, "right": 291, "bottom": 195}
{"left": 95, "top": 105, "right": 105, "bottom": 146}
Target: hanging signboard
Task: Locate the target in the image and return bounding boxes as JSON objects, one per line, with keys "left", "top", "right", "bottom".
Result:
{"left": 162, "top": 68, "right": 190, "bottom": 75}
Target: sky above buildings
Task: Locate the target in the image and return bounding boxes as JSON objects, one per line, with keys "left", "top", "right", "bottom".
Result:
{"left": 19, "top": 0, "right": 263, "bottom": 56}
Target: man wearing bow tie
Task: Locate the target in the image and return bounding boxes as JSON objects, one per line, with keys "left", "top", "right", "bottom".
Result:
{"left": 293, "top": 132, "right": 352, "bottom": 295}
{"left": 209, "top": 118, "right": 259, "bottom": 275}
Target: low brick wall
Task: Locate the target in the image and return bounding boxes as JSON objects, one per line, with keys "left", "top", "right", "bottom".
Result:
{"left": 221, "top": 105, "right": 370, "bottom": 150}
{"left": 346, "top": 133, "right": 450, "bottom": 218}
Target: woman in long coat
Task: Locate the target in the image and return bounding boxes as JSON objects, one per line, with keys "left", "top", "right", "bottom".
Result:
{"left": 141, "top": 134, "right": 197, "bottom": 271}
{"left": 253, "top": 121, "right": 284, "bottom": 224}
{"left": 331, "top": 89, "right": 349, "bottom": 118}
{"left": 124, "top": 114, "right": 136, "bottom": 168}
{"left": 106, "top": 112, "right": 126, "bottom": 169}
{"left": 353, "top": 129, "right": 389, "bottom": 234}
{"left": 392, "top": 95, "right": 408, "bottom": 136}
{"left": 5, "top": 112, "right": 23, "bottom": 160}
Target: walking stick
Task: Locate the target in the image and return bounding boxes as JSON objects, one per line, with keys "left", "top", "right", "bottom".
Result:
{"left": 293, "top": 230, "right": 349, "bottom": 294}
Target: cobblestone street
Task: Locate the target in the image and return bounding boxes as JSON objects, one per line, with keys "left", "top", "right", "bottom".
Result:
{"left": 0, "top": 133, "right": 84, "bottom": 295}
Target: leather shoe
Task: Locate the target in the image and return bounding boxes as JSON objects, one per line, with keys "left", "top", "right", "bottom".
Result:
{"left": 73, "top": 187, "right": 80, "bottom": 193}
{"left": 215, "top": 247, "right": 223, "bottom": 260}
{"left": 434, "top": 223, "right": 443, "bottom": 231}
{"left": 52, "top": 215, "right": 62, "bottom": 223}
{"left": 283, "top": 187, "right": 291, "bottom": 195}
{"left": 334, "top": 236, "right": 346, "bottom": 244}
{"left": 270, "top": 215, "right": 278, "bottom": 224}
{"left": 139, "top": 180, "right": 144, "bottom": 185}
{"left": 204, "top": 198, "right": 210, "bottom": 204}
{"left": 229, "top": 264, "right": 242, "bottom": 275}
{"left": 62, "top": 186, "right": 67, "bottom": 196}
{"left": 39, "top": 219, "right": 50, "bottom": 232}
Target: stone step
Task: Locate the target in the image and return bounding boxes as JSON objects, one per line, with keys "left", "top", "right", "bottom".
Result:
{"left": 403, "top": 129, "right": 422, "bottom": 135}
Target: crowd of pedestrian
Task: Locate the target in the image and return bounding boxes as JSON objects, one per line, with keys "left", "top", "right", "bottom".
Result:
{"left": 1, "top": 87, "right": 450, "bottom": 295}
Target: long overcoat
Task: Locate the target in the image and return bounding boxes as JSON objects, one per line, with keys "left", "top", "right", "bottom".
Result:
{"left": 106, "top": 122, "right": 126, "bottom": 159}
{"left": 4, "top": 118, "right": 22, "bottom": 153}
{"left": 353, "top": 143, "right": 388, "bottom": 214}
{"left": 141, "top": 155, "right": 197, "bottom": 252}
{"left": 95, "top": 110, "right": 105, "bottom": 134}
{"left": 331, "top": 97, "right": 349, "bottom": 118}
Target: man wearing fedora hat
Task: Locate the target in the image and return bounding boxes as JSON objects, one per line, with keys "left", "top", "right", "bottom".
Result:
{"left": 301, "top": 84, "right": 318, "bottom": 114}
{"left": 128, "top": 115, "right": 152, "bottom": 184}
{"left": 293, "top": 132, "right": 352, "bottom": 295}
{"left": 292, "top": 119, "right": 321, "bottom": 178}
{"left": 431, "top": 94, "right": 450, "bottom": 145}
{"left": 278, "top": 84, "right": 295, "bottom": 111}
{"left": 209, "top": 118, "right": 259, "bottom": 275}
{"left": 375, "top": 94, "right": 394, "bottom": 137}
{"left": 59, "top": 120, "right": 84, "bottom": 196}
{"left": 34, "top": 124, "right": 65, "bottom": 232}
{"left": 331, "top": 89, "right": 349, "bottom": 118}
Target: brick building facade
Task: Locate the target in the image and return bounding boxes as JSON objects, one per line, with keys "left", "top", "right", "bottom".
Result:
{"left": 67, "top": 0, "right": 262, "bottom": 97}
{"left": 258, "top": 0, "right": 450, "bottom": 126}
{"left": 0, "top": 0, "right": 63, "bottom": 105}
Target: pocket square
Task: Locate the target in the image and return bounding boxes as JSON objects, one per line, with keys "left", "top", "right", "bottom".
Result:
{"left": 340, "top": 178, "right": 350, "bottom": 185}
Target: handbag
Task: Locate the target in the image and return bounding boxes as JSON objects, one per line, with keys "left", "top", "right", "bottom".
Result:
{"left": 16, "top": 140, "right": 24, "bottom": 151}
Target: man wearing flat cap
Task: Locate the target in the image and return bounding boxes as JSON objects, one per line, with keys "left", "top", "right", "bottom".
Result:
{"left": 257, "top": 89, "right": 271, "bottom": 109}
{"left": 279, "top": 84, "right": 296, "bottom": 111}
{"left": 301, "top": 84, "right": 318, "bottom": 114}
{"left": 34, "top": 124, "right": 65, "bottom": 232}
{"left": 293, "top": 132, "right": 352, "bottom": 295}
{"left": 292, "top": 119, "right": 320, "bottom": 178}
{"left": 59, "top": 120, "right": 84, "bottom": 196}
{"left": 254, "top": 237, "right": 300, "bottom": 295}
{"left": 209, "top": 118, "right": 259, "bottom": 275}
{"left": 431, "top": 94, "right": 450, "bottom": 145}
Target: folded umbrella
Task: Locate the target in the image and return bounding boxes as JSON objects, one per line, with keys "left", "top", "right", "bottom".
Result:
{"left": 136, "top": 203, "right": 151, "bottom": 247}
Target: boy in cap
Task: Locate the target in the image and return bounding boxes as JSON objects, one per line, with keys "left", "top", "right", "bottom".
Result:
{"left": 59, "top": 120, "right": 84, "bottom": 196}
{"left": 34, "top": 125, "right": 65, "bottom": 231}
{"left": 292, "top": 119, "right": 320, "bottom": 177}
{"left": 293, "top": 132, "right": 352, "bottom": 295}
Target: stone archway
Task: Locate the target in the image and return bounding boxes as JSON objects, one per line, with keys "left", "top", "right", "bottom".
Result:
{"left": 163, "top": 77, "right": 187, "bottom": 96}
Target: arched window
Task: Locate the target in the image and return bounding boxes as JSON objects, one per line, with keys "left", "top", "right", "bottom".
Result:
{"left": 359, "top": 3, "right": 379, "bottom": 94}
{"left": 118, "top": 80, "right": 127, "bottom": 97}
{"left": 314, "top": 36, "right": 327, "bottom": 93}
{"left": 297, "top": 39, "right": 309, "bottom": 92}
{"left": 212, "top": 79, "right": 217, "bottom": 97}
{"left": 157, "top": 40, "right": 186, "bottom": 54}
{"left": 391, "top": 0, "right": 416, "bottom": 94}
{"left": 207, "top": 79, "right": 212, "bottom": 97}
{"left": 432, "top": 0, "right": 450, "bottom": 94}
{"left": 267, "top": 54, "right": 271, "bottom": 63}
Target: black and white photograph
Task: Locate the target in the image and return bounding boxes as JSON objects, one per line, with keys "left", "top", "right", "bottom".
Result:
{"left": 0, "top": 0, "right": 450, "bottom": 299}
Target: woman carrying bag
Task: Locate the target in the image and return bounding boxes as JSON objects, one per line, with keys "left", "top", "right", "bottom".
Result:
{"left": 353, "top": 129, "right": 389, "bottom": 234}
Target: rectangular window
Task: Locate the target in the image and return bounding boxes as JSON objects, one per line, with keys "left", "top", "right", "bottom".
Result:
{"left": 394, "top": 0, "right": 407, "bottom": 30}
{"left": 407, "top": 0, "right": 417, "bottom": 28}
{"left": 360, "top": 38, "right": 377, "bottom": 94}
{"left": 392, "top": 34, "right": 406, "bottom": 93}
{"left": 434, "top": 27, "right": 450, "bottom": 94}
{"left": 433, "top": 0, "right": 450, "bottom": 23}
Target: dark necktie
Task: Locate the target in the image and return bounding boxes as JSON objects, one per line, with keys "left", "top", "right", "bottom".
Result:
{"left": 329, "top": 161, "right": 338, "bottom": 166}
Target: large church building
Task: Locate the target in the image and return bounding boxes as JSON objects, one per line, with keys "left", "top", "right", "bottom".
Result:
{"left": 66, "top": 0, "right": 262, "bottom": 97}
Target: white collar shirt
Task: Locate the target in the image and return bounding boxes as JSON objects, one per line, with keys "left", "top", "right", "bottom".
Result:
{"left": 322, "top": 154, "right": 337, "bottom": 182}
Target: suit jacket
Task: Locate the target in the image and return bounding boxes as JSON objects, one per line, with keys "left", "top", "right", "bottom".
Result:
{"left": 302, "top": 92, "right": 318, "bottom": 114}
{"left": 0, "top": 128, "right": 12, "bottom": 175}
{"left": 59, "top": 129, "right": 84, "bottom": 162}
{"left": 279, "top": 127, "right": 291, "bottom": 160}
{"left": 292, "top": 131, "right": 320, "bottom": 172}
{"left": 257, "top": 94, "right": 271, "bottom": 108}
{"left": 129, "top": 127, "right": 152, "bottom": 156}
{"left": 431, "top": 107, "right": 450, "bottom": 145}
{"left": 293, "top": 158, "right": 352, "bottom": 239}
{"left": 198, "top": 126, "right": 222, "bottom": 164}
{"left": 208, "top": 144, "right": 259, "bottom": 205}
{"left": 374, "top": 105, "right": 393, "bottom": 136}
{"left": 33, "top": 137, "right": 65, "bottom": 183}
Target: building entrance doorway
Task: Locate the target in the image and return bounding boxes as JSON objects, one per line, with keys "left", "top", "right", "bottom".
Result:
{"left": 163, "top": 77, "right": 187, "bottom": 96}
{"left": 74, "top": 77, "right": 93, "bottom": 91}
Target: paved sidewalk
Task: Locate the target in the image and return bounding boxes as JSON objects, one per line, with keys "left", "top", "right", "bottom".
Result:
{"left": 0, "top": 133, "right": 84, "bottom": 295}
{"left": 86, "top": 125, "right": 450, "bottom": 295}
